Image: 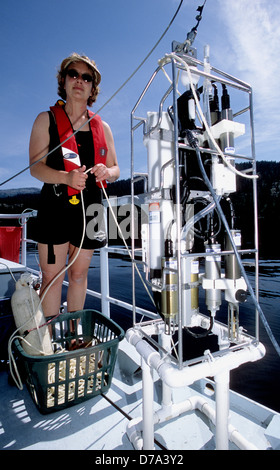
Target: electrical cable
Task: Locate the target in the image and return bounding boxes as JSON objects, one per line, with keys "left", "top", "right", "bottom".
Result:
{"left": 7, "top": 166, "right": 159, "bottom": 390}
{"left": 181, "top": 198, "right": 218, "bottom": 242}
{"left": 0, "top": 261, "right": 17, "bottom": 283}
{"left": 100, "top": 181, "right": 156, "bottom": 309}
{"left": 20, "top": 167, "right": 156, "bottom": 339}
{"left": 186, "top": 129, "right": 280, "bottom": 357}
{"left": 26, "top": 174, "right": 89, "bottom": 334}
{"left": 8, "top": 0, "right": 277, "bottom": 375}
{"left": 3, "top": 1, "right": 188, "bottom": 353}
{"left": 8, "top": 184, "right": 87, "bottom": 388}
{"left": 8, "top": 279, "right": 51, "bottom": 389}
{"left": 0, "top": 0, "right": 184, "bottom": 188}
{"left": 2, "top": 1, "right": 186, "bottom": 361}
{"left": 175, "top": 0, "right": 207, "bottom": 53}
{"left": 164, "top": 53, "right": 258, "bottom": 180}
{"left": 171, "top": 51, "right": 279, "bottom": 355}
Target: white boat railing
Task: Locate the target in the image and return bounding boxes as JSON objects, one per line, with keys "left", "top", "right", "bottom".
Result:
{"left": 0, "top": 209, "right": 157, "bottom": 323}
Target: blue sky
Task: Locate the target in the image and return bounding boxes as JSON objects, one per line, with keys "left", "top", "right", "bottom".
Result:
{"left": 0, "top": 0, "right": 279, "bottom": 189}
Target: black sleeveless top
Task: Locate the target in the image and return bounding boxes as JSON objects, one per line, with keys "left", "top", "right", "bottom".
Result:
{"left": 34, "top": 112, "right": 106, "bottom": 250}
{"left": 44, "top": 111, "right": 101, "bottom": 197}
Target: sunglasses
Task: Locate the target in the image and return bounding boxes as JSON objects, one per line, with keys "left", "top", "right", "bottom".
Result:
{"left": 66, "top": 68, "right": 94, "bottom": 83}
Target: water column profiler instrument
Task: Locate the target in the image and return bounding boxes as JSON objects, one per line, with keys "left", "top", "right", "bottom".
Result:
{"left": 127, "top": 5, "right": 280, "bottom": 450}
{"left": 127, "top": 38, "right": 267, "bottom": 449}
{"left": 139, "top": 45, "right": 250, "bottom": 349}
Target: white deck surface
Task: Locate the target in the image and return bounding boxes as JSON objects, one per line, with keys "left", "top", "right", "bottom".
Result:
{"left": 0, "top": 259, "right": 279, "bottom": 451}
{"left": 0, "top": 337, "right": 278, "bottom": 451}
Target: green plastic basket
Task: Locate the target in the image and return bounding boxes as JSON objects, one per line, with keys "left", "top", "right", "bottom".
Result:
{"left": 14, "top": 309, "right": 124, "bottom": 414}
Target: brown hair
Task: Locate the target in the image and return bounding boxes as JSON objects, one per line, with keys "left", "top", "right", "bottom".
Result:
{"left": 57, "top": 53, "right": 101, "bottom": 106}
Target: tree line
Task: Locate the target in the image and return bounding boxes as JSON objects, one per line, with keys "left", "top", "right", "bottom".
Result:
{"left": 0, "top": 161, "right": 279, "bottom": 258}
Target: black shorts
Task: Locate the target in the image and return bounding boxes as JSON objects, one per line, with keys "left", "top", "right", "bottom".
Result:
{"left": 34, "top": 184, "right": 107, "bottom": 251}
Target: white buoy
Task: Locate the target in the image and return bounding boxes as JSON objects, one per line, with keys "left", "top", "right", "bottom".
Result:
{"left": 11, "top": 273, "right": 53, "bottom": 355}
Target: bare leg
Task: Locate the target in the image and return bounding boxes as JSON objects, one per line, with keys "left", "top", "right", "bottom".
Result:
{"left": 66, "top": 245, "right": 94, "bottom": 312}
{"left": 38, "top": 242, "right": 69, "bottom": 318}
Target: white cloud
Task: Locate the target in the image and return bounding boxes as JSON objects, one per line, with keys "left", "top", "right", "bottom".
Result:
{"left": 217, "top": 0, "right": 280, "bottom": 159}
{"left": 221, "top": 2, "right": 279, "bottom": 87}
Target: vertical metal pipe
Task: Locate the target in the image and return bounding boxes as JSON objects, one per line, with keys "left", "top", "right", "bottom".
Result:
{"left": 249, "top": 88, "right": 259, "bottom": 342}
{"left": 130, "top": 112, "right": 137, "bottom": 326}
{"left": 215, "top": 369, "right": 230, "bottom": 450}
{"left": 100, "top": 244, "right": 110, "bottom": 318}
{"left": 142, "top": 357, "right": 155, "bottom": 450}
{"left": 21, "top": 221, "right": 27, "bottom": 266}
{"left": 161, "top": 332, "right": 173, "bottom": 407}
{"left": 171, "top": 57, "right": 183, "bottom": 369}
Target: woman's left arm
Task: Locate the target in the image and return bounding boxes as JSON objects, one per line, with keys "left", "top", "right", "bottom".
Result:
{"left": 91, "top": 121, "right": 120, "bottom": 183}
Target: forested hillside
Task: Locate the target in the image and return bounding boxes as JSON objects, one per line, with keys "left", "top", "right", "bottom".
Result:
{"left": 231, "top": 161, "right": 280, "bottom": 258}
{"left": 0, "top": 161, "right": 279, "bottom": 257}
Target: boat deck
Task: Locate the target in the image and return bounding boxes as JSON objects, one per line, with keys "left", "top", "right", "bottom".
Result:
{"left": 1, "top": 336, "right": 279, "bottom": 451}
{"left": 1, "top": 259, "right": 280, "bottom": 452}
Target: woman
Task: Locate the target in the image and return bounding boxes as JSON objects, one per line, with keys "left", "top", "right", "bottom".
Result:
{"left": 29, "top": 53, "right": 119, "bottom": 320}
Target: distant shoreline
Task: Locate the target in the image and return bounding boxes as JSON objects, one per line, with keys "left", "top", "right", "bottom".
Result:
{"left": 1, "top": 161, "right": 280, "bottom": 257}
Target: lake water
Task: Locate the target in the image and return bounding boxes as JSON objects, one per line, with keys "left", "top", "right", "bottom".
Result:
{"left": 27, "top": 250, "right": 280, "bottom": 413}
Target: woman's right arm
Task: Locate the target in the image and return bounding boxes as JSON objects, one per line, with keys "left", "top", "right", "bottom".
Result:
{"left": 29, "top": 112, "right": 87, "bottom": 189}
{"left": 29, "top": 112, "right": 69, "bottom": 184}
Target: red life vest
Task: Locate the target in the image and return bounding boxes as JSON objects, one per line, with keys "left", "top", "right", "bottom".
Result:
{"left": 50, "top": 101, "right": 108, "bottom": 198}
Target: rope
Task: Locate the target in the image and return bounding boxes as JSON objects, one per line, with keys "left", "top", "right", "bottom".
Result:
{"left": 0, "top": 0, "right": 184, "bottom": 188}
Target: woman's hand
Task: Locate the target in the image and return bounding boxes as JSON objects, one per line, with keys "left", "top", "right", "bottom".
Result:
{"left": 90, "top": 163, "right": 111, "bottom": 183}
{"left": 67, "top": 165, "right": 88, "bottom": 190}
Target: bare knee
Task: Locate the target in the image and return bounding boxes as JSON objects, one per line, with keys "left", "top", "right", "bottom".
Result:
{"left": 68, "top": 268, "right": 88, "bottom": 286}
{"left": 41, "top": 269, "right": 65, "bottom": 289}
